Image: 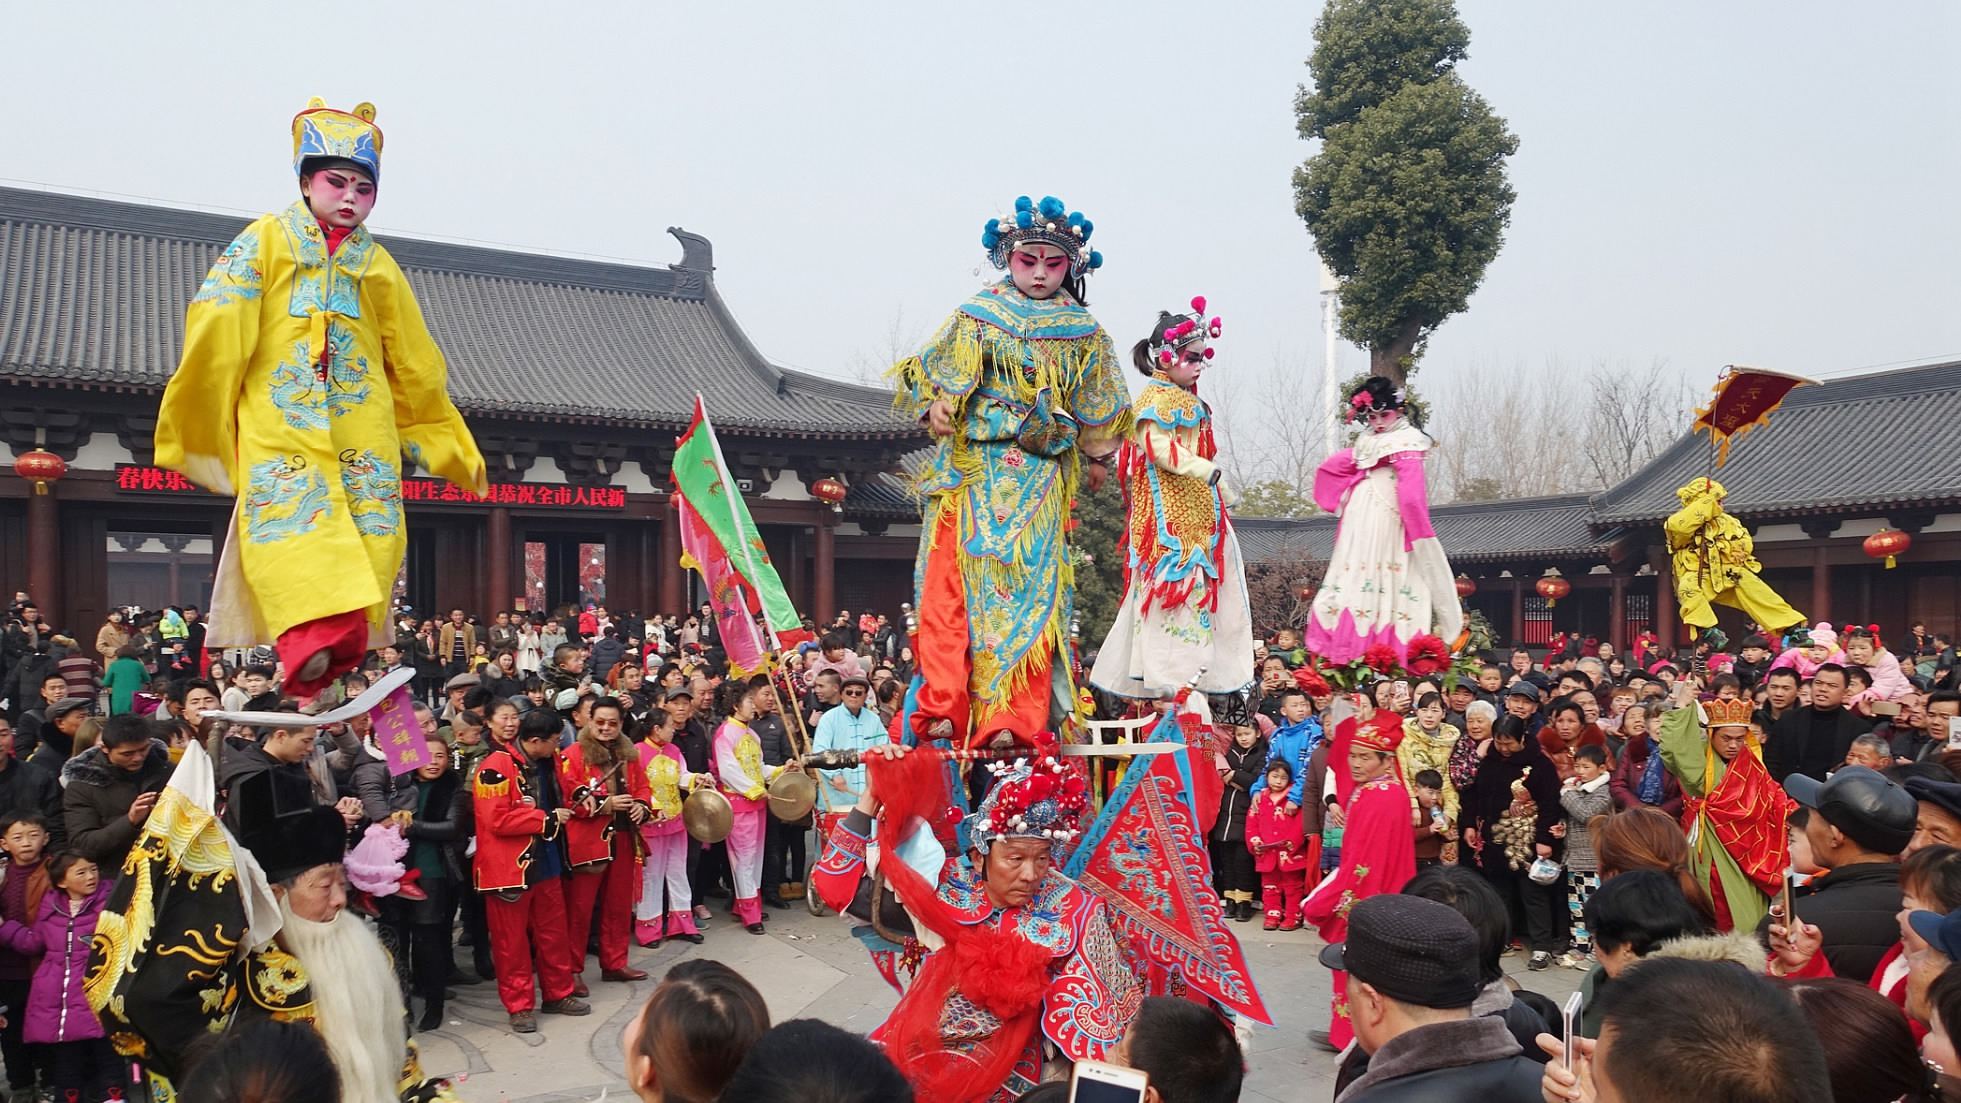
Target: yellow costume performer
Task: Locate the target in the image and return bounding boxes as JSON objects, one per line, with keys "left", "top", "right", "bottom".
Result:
{"left": 154, "top": 99, "right": 485, "bottom": 696}
{"left": 1664, "top": 478, "right": 1802, "bottom": 635}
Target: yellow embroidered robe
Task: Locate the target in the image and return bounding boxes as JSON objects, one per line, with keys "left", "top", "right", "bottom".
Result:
{"left": 154, "top": 201, "right": 486, "bottom": 648}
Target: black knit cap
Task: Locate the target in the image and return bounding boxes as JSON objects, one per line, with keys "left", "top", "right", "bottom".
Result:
{"left": 1317, "top": 895, "right": 1482, "bottom": 1009}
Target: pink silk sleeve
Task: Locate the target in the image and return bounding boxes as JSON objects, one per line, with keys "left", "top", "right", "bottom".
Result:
{"left": 1388, "top": 451, "right": 1437, "bottom": 548}
{"left": 1312, "top": 448, "right": 1363, "bottom": 514}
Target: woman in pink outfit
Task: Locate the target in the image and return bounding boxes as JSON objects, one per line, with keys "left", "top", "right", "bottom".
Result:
{"left": 1305, "top": 378, "right": 1460, "bottom": 664}
{"left": 635, "top": 711, "right": 704, "bottom": 946}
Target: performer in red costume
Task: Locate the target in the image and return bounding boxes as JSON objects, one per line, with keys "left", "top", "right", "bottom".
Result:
{"left": 813, "top": 742, "right": 1141, "bottom": 1102}
{"left": 1301, "top": 711, "right": 1415, "bottom": 1053}
{"left": 558, "top": 696, "right": 651, "bottom": 984}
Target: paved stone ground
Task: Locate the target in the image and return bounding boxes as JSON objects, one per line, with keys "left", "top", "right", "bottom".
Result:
{"left": 422, "top": 899, "right": 1585, "bottom": 1102}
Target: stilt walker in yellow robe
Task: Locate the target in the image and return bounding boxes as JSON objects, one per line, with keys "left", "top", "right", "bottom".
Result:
{"left": 154, "top": 100, "right": 486, "bottom": 699}
{"left": 1665, "top": 477, "right": 1803, "bottom": 644}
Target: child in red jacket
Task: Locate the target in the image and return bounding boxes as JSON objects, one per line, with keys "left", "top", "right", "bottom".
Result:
{"left": 1246, "top": 761, "right": 1312, "bottom": 931}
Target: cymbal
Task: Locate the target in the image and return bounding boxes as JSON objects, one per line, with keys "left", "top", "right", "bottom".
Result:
{"left": 682, "top": 788, "right": 733, "bottom": 844}
{"left": 767, "top": 770, "right": 817, "bottom": 822}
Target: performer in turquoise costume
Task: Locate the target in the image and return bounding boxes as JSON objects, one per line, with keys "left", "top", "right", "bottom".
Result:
{"left": 897, "top": 195, "right": 1132, "bottom": 750}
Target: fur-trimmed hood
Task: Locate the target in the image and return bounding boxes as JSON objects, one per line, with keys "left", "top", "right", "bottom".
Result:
{"left": 1651, "top": 930, "right": 1764, "bottom": 970}
{"left": 60, "top": 739, "right": 171, "bottom": 790}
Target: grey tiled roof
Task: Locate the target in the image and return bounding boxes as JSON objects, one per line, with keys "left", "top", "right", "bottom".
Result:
{"left": 843, "top": 472, "right": 922, "bottom": 518}
{"left": 1237, "top": 493, "right": 1608, "bottom": 566}
{"left": 1591, "top": 360, "right": 1961, "bottom": 524}
{"left": 0, "top": 186, "right": 914, "bottom": 439}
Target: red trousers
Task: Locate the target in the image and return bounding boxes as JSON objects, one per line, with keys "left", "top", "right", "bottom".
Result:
{"left": 563, "top": 832, "right": 639, "bottom": 973}
{"left": 1261, "top": 869, "right": 1306, "bottom": 923}
{"left": 484, "top": 878, "right": 578, "bottom": 1014}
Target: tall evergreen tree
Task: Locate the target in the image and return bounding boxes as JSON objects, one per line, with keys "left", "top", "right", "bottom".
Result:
{"left": 1294, "top": 0, "right": 1519, "bottom": 386}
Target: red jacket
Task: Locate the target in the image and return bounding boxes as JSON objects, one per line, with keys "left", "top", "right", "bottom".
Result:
{"left": 471, "top": 745, "right": 565, "bottom": 892}
{"left": 1245, "top": 790, "right": 1309, "bottom": 873}
{"left": 558, "top": 741, "right": 652, "bottom": 867}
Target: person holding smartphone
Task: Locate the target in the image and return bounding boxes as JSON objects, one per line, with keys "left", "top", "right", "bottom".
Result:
{"left": 1318, "top": 895, "right": 1540, "bottom": 1100}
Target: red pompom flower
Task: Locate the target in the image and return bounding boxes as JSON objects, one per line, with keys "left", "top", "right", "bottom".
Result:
{"left": 1405, "top": 634, "right": 1449, "bottom": 677}
{"left": 1362, "top": 643, "right": 1400, "bottom": 674}
{"left": 1293, "top": 667, "right": 1331, "bottom": 697}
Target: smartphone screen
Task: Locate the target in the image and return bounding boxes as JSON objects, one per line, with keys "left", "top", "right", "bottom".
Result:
{"left": 1071, "top": 1060, "right": 1149, "bottom": 1103}
{"left": 1073, "top": 1082, "right": 1147, "bottom": 1103}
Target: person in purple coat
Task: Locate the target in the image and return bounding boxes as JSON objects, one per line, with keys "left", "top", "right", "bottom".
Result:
{"left": 0, "top": 851, "right": 115, "bottom": 1100}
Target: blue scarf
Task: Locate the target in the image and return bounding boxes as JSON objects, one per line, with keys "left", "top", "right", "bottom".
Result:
{"left": 1636, "top": 744, "right": 1667, "bottom": 805}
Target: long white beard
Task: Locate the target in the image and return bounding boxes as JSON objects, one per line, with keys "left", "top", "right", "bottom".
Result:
{"left": 277, "top": 896, "right": 407, "bottom": 1103}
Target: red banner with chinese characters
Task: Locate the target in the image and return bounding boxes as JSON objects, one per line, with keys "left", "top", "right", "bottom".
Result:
{"left": 113, "top": 464, "right": 627, "bottom": 510}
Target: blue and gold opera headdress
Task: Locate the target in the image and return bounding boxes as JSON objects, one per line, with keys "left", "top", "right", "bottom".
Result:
{"left": 981, "top": 194, "right": 1104, "bottom": 278}
{"left": 291, "top": 97, "right": 384, "bottom": 183}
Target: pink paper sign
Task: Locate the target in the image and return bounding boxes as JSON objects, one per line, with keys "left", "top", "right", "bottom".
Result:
{"left": 370, "top": 684, "right": 432, "bottom": 775}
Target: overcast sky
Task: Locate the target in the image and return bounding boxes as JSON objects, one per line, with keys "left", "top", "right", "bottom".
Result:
{"left": 6, "top": 2, "right": 1956, "bottom": 428}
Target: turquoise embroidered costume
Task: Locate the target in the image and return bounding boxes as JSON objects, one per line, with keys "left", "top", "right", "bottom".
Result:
{"left": 899, "top": 281, "right": 1130, "bottom": 747}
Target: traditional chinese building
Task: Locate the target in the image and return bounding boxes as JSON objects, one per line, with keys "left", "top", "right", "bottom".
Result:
{"left": 0, "top": 185, "right": 926, "bottom": 630}
{"left": 1237, "top": 359, "right": 1961, "bottom": 645}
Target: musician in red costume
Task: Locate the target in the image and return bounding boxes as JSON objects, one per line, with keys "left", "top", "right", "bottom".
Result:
{"left": 1301, "top": 711, "right": 1415, "bottom": 1053}
{"left": 558, "top": 696, "right": 652, "bottom": 984}
{"left": 813, "top": 742, "right": 1141, "bottom": 1103}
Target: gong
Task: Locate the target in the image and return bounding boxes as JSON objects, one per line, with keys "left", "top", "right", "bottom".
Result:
{"left": 682, "top": 787, "right": 733, "bottom": 844}
{"left": 766, "top": 769, "right": 817, "bottom": 822}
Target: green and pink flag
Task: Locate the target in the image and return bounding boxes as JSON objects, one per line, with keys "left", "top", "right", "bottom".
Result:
{"left": 671, "top": 397, "right": 811, "bottom": 672}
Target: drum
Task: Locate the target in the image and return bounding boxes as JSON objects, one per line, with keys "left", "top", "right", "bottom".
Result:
{"left": 682, "top": 787, "right": 733, "bottom": 844}
{"left": 767, "top": 769, "right": 817, "bottom": 823}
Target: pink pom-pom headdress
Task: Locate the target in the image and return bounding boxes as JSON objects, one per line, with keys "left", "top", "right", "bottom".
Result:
{"left": 1151, "top": 295, "right": 1225, "bottom": 367}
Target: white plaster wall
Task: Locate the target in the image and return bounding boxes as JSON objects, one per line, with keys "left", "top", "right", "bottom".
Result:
{"left": 763, "top": 470, "right": 813, "bottom": 501}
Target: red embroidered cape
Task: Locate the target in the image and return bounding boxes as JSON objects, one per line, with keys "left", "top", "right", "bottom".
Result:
{"left": 1683, "top": 744, "right": 1790, "bottom": 898}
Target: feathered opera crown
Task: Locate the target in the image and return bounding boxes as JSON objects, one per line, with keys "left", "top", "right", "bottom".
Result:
{"left": 982, "top": 195, "right": 1104, "bottom": 278}
{"left": 1150, "top": 296, "right": 1224, "bottom": 366}
{"left": 966, "top": 748, "right": 1090, "bottom": 852}
{"left": 292, "top": 98, "right": 384, "bottom": 183}
{"left": 1706, "top": 698, "right": 1755, "bottom": 729}
{"left": 1344, "top": 376, "right": 1408, "bottom": 424}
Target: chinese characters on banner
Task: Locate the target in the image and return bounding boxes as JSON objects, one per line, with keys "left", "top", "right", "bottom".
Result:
{"left": 370, "top": 684, "right": 432, "bottom": 775}
{"left": 114, "top": 464, "right": 628, "bottom": 509}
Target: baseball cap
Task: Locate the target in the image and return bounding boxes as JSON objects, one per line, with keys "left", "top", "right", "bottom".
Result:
{"left": 663, "top": 686, "right": 695, "bottom": 702}
{"left": 1505, "top": 682, "right": 1539, "bottom": 700}
{"left": 1909, "top": 909, "right": 1961, "bottom": 961}
{"left": 1785, "top": 766, "right": 1917, "bottom": 856}
{"left": 1316, "top": 895, "right": 1481, "bottom": 1009}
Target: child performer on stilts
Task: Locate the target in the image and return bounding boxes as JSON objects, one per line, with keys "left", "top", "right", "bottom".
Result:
{"left": 1091, "top": 297, "right": 1255, "bottom": 700}
{"left": 897, "top": 195, "right": 1131, "bottom": 749}
{"left": 153, "top": 99, "right": 486, "bottom": 700}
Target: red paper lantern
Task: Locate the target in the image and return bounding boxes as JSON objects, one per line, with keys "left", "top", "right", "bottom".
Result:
{"left": 1535, "top": 568, "right": 1571, "bottom": 608}
{"left": 810, "top": 477, "right": 847, "bottom": 512}
{"left": 12, "top": 449, "right": 65, "bottom": 495}
{"left": 1454, "top": 575, "right": 1477, "bottom": 599}
{"left": 1863, "top": 528, "right": 1911, "bottom": 570}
